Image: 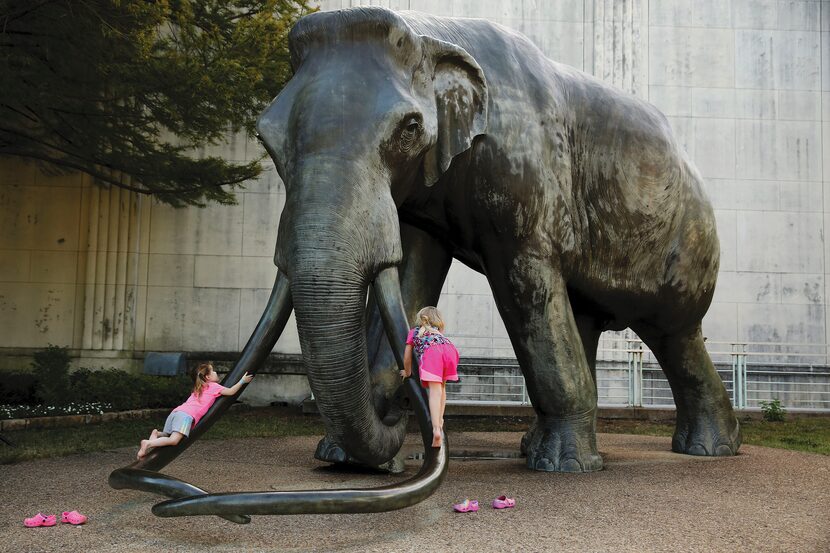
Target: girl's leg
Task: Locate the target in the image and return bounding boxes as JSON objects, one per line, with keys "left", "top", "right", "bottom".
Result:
{"left": 428, "top": 382, "right": 443, "bottom": 447}
{"left": 440, "top": 383, "right": 447, "bottom": 428}
{"left": 150, "top": 429, "right": 160, "bottom": 440}
{"left": 138, "top": 432, "right": 185, "bottom": 459}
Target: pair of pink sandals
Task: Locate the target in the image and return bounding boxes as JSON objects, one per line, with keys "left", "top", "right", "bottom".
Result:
{"left": 24, "top": 511, "right": 87, "bottom": 528}
{"left": 453, "top": 496, "right": 516, "bottom": 512}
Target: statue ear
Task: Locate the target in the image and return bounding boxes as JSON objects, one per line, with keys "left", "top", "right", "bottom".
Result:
{"left": 420, "top": 37, "right": 488, "bottom": 187}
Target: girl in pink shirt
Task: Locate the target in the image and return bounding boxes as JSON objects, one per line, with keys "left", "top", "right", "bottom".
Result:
{"left": 137, "top": 362, "right": 253, "bottom": 459}
{"left": 400, "top": 306, "right": 459, "bottom": 448}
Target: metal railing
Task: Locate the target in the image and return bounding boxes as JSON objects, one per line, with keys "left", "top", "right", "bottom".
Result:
{"left": 446, "top": 339, "right": 830, "bottom": 412}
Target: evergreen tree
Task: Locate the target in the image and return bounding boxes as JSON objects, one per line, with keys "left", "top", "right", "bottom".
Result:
{"left": 0, "top": 0, "right": 312, "bottom": 207}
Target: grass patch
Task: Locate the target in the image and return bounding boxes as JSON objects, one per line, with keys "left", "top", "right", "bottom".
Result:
{"left": 739, "top": 418, "right": 830, "bottom": 455}
{"left": 2, "top": 408, "right": 829, "bottom": 464}
{"left": 597, "top": 417, "right": 830, "bottom": 456}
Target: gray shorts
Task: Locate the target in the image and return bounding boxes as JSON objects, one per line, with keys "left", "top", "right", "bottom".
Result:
{"left": 162, "top": 411, "right": 194, "bottom": 437}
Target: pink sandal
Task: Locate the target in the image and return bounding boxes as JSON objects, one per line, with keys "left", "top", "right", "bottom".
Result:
{"left": 24, "top": 513, "right": 56, "bottom": 528}
{"left": 61, "top": 511, "right": 88, "bottom": 525}
{"left": 492, "top": 495, "right": 516, "bottom": 509}
{"left": 452, "top": 499, "right": 479, "bottom": 513}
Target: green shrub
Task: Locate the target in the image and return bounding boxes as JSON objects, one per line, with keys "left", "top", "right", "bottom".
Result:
{"left": 760, "top": 398, "right": 787, "bottom": 422}
{"left": 5, "top": 358, "right": 193, "bottom": 414}
{"left": 75, "top": 369, "right": 140, "bottom": 410}
{"left": 32, "top": 345, "right": 71, "bottom": 406}
{"left": 69, "top": 368, "right": 191, "bottom": 411}
{"left": 0, "top": 372, "right": 39, "bottom": 404}
{"left": 137, "top": 373, "right": 192, "bottom": 408}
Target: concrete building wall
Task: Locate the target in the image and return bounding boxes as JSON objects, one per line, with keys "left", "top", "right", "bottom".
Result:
{"left": 1, "top": 0, "right": 828, "bottom": 370}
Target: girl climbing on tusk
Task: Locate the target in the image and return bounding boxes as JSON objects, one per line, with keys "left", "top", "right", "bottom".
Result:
{"left": 400, "top": 306, "right": 460, "bottom": 448}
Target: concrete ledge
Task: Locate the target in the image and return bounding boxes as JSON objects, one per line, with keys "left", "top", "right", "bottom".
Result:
{"left": 302, "top": 401, "right": 681, "bottom": 421}
{"left": 4, "top": 403, "right": 828, "bottom": 432}
{"left": 302, "top": 400, "right": 829, "bottom": 422}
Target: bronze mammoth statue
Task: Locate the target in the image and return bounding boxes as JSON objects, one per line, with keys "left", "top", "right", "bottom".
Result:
{"left": 111, "top": 6, "right": 740, "bottom": 519}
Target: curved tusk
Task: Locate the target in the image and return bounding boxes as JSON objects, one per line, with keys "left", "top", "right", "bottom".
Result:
{"left": 148, "top": 266, "right": 448, "bottom": 518}
{"left": 109, "top": 270, "right": 293, "bottom": 521}
{"left": 109, "top": 469, "right": 251, "bottom": 524}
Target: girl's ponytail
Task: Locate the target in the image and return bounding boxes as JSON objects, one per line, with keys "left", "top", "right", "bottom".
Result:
{"left": 415, "top": 306, "right": 445, "bottom": 337}
{"left": 193, "top": 362, "right": 213, "bottom": 397}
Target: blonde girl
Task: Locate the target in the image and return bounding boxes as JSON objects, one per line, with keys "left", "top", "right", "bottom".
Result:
{"left": 137, "top": 362, "right": 253, "bottom": 459}
{"left": 400, "top": 307, "right": 460, "bottom": 447}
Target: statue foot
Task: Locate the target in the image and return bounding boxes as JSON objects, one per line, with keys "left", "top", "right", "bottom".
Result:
{"left": 520, "top": 409, "right": 603, "bottom": 473}
{"left": 314, "top": 435, "right": 406, "bottom": 474}
{"left": 672, "top": 409, "right": 742, "bottom": 456}
{"left": 315, "top": 434, "right": 350, "bottom": 464}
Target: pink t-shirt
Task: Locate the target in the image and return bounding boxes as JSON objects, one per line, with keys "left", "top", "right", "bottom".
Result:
{"left": 173, "top": 381, "right": 226, "bottom": 425}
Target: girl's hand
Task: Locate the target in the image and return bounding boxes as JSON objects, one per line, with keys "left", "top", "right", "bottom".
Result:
{"left": 399, "top": 369, "right": 410, "bottom": 379}
{"left": 241, "top": 372, "right": 254, "bottom": 384}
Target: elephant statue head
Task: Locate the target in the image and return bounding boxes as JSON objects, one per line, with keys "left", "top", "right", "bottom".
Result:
{"left": 255, "top": 8, "right": 487, "bottom": 466}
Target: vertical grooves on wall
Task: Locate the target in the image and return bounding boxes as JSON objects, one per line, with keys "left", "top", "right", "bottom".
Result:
{"left": 78, "top": 180, "right": 143, "bottom": 355}
{"left": 642, "top": 0, "right": 648, "bottom": 101}
{"left": 620, "top": 0, "right": 626, "bottom": 90}
{"left": 115, "top": 184, "right": 130, "bottom": 351}
{"left": 111, "top": 186, "right": 121, "bottom": 351}
{"left": 104, "top": 186, "right": 116, "bottom": 351}
{"left": 123, "top": 184, "right": 140, "bottom": 351}
{"left": 82, "top": 186, "right": 100, "bottom": 350}
{"left": 93, "top": 185, "right": 110, "bottom": 350}
{"left": 593, "top": 0, "right": 604, "bottom": 79}
{"left": 139, "top": 195, "right": 153, "bottom": 354}
{"left": 121, "top": 186, "right": 132, "bottom": 349}
{"left": 72, "top": 175, "right": 89, "bottom": 350}
{"left": 591, "top": 0, "right": 643, "bottom": 96}
{"left": 102, "top": 185, "right": 117, "bottom": 351}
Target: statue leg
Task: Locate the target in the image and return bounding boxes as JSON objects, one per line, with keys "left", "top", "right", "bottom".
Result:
{"left": 574, "top": 313, "right": 602, "bottom": 385}
{"left": 488, "top": 254, "right": 603, "bottom": 472}
{"left": 638, "top": 325, "right": 741, "bottom": 456}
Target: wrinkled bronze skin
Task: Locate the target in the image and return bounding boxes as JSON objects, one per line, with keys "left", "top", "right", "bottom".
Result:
{"left": 110, "top": 6, "right": 740, "bottom": 521}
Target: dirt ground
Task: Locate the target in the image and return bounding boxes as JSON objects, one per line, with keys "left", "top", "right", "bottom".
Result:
{"left": 1, "top": 432, "right": 828, "bottom": 552}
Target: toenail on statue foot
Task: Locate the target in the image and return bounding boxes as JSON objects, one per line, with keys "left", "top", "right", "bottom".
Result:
{"left": 534, "top": 458, "right": 555, "bottom": 471}
{"left": 714, "top": 444, "right": 734, "bottom": 456}
{"left": 686, "top": 444, "right": 708, "bottom": 456}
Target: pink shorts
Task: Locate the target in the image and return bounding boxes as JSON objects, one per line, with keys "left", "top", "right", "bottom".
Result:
{"left": 418, "top": 343, "right": 460, "bottom": 387}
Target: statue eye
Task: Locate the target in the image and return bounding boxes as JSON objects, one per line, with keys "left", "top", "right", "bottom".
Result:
{"left": 399, "top": 116, "right": 422, "bottom": 152}
{"left": 404, "top": 120, "right": 420, "bottom": 134}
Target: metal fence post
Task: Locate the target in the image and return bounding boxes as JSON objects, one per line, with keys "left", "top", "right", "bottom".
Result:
{"left": 731, "top": 343, "right": 738, "bottom": 408}
{"left": 635, "top": 342, "right": 643, "bottom": 407}
{"left": 627, "top": 341, "right": 634, "bottom": 406}
{"left": 738, "top": 343, "right": 747, "bottom": 409}
{"left": 731, "top": 342, "right": 747, "bottom": 409}
{"left": 627, "top": 340, "right": 643, "bottom": 407}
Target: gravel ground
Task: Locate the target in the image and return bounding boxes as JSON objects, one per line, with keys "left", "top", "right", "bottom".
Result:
{"left": 1, "top": 432, "right": 828, "bottom": 553}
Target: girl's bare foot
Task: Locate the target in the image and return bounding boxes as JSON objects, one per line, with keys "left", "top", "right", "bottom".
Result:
{"left": 432, "top": 429, "right": 442, "bottom": 448}
{"left": 137, "top": 439, "right": 152, "bottom": 460}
